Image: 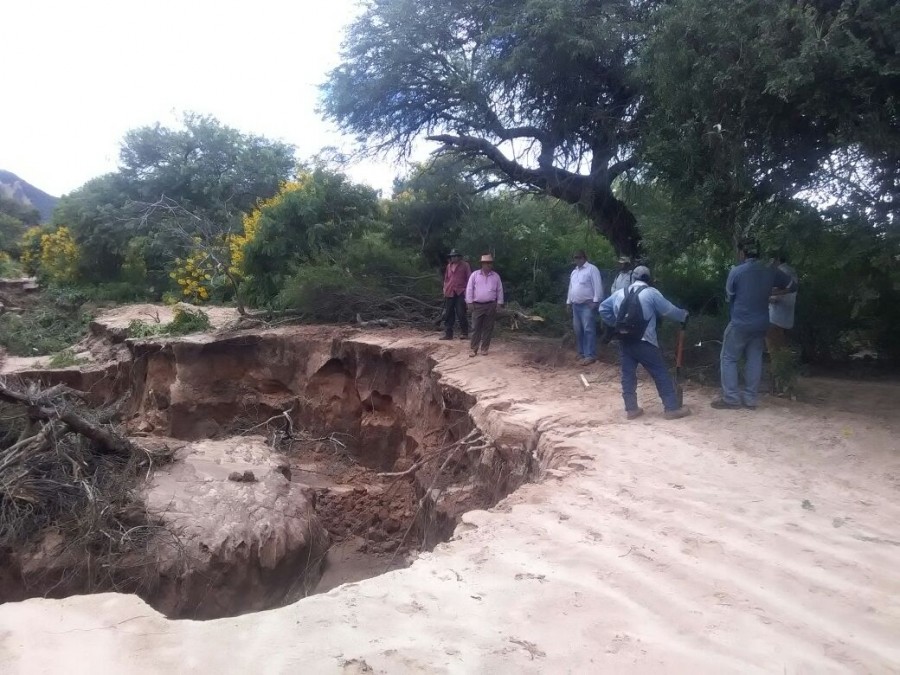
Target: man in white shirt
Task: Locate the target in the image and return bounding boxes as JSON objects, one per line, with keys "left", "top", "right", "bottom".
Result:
{"left": 566, "top": 250, "right": 603, "bottom": 365}
{"left": 610, "top": 257, "right": 635, "bottom": 294}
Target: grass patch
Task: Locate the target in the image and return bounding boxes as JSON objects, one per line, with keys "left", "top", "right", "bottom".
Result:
{"left": 128, "top": 305, "right": 212, "bottom": 339}
{"left": 47, "top": 349, "right": 88, "bottom": 368}
{"left": 770, "top": 347, "right": 801, "bottom": 398}
{"left": 0, "top": 302, "right": 93, "bottom": 357}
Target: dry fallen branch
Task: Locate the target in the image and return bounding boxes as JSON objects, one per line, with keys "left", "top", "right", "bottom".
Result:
{"left": 0, "top": 380, "right": 144, "bottom": 457}
{"left": 0, "top": 377, "right": 174, "bottom": 596}
{"left": 377, "top": 428, "right": 488, "bottom": 478}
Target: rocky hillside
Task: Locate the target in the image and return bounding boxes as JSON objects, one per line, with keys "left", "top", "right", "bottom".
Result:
{"left": 0, "top": 170, "right": 58, "bottom": 222}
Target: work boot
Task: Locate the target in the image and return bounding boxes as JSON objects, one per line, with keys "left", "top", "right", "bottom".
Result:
{"left": 438, "top": 334, "right": 453, "bottom": 340}
{"left": 710, "top": 398, "right": 742, "bottom": 410}
{"left": 459, "top": 334, "right": 468, "bottom": 340}
{"left": 664, "top": 406, "right": 692, "bottom": 420}
{"left": 580, "top": 357, "right": 597, "bottom": 366}
{"left": 626, "top": 408, "right": 644, "bottom": 420}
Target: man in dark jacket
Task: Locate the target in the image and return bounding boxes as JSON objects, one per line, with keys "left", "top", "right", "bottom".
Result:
{"left": 440, "top": 249, "right": 471, "bottom": 340}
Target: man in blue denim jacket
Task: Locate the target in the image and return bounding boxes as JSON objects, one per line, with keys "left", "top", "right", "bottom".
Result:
{"left": 712, "top": 242, "right": 796, "bottom": 410}
{"left": 600, "top": 266, "right": 691, "bottom": 421}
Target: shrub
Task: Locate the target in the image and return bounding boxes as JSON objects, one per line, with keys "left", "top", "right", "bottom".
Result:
{"left": 277, "top": 265, "right": 377, "bottom": 322}
{"left": 127, "top": 306, "right": 211, "bottom": 338}
{"left": 770, "top": 347, "right": 801, "bottom": 397}
{"left": 167, "top": 305, "right": 212, "bottom": 335}
{"left": 19, "top": 226, "right": 44, "bottom": 276}
{"left": 0, "top": 252, "right": 23, "bottom": 278}
{"left": 39, "top": 227, "right": 81, "bottom": 284}
{"left": 127, "top": 319, "right": 165, "bottom": 339}
{"left": 47, "top": 349, "right": 88, "bottom": 368}
{"left": 0, "top": 302, "right": 92, "bottom": 356}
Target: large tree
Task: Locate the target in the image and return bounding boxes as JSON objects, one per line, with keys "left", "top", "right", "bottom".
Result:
{"left": 54, "top": 114, "right": 296, "bottom": 284}
{"left": 119, "top": 113, "right": 296, "bottom": 221}
{"left": 323, "top": 0, "right": 657, "bottom": 255}
{"left": 639, "top": 0, "right": 899, "bottom": 240}
{"left": 387, "top": 157, "right": 478, "bottom": 267}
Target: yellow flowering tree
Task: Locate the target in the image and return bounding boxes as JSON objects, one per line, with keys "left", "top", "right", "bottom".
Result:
{"left": 170, "top": 247, "right": 213, "bottom": 303}
{"left": 145, "top": 181, "right": 307, "bottom": 313}
{"left": 40, "top": 227, "right": 81, "bottom": 283}
{"left": 229, "top": 180, "right": 305, "bottom": 277}
{"left": 20, "top": 226, "right": 83, "bottom": 283}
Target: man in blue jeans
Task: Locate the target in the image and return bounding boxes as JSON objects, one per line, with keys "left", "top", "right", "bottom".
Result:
{"left": 566, "top": 250, "right": 603, "bottom": 365}
{"left": 713, "top": 242, "right": 796, "bottom": 410}
{"left": 599, "top": 266, "right": 692, "bottom": 420}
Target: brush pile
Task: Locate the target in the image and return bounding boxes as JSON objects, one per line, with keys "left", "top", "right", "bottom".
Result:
{"left": 0, "top": 377, "right": 173, "bottom": 597}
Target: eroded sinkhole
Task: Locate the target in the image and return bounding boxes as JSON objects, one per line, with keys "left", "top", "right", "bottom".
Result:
{"left": 2, "top": 332, "right": 535, "bottom": 620}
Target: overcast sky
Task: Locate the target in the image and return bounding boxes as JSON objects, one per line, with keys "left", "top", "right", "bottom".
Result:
{"left": 1, "top": 0, "right": 406, "bottom": 197}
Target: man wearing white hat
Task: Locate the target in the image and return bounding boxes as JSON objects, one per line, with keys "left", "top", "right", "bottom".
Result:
{"left": 610, "top": 256, "right": 635, "bottom": 294}
{"left": 465, "top": 254, "right": 504, "bottom": 357}
{"left": 599, "top": 265, "right": 692, "bottom": 420}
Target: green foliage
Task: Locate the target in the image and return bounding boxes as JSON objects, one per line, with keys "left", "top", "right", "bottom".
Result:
{"left": 52, "top": 173, "right": 133, "bottom": 283}
{"left": 387, "top": 157, "right": 476, "bottom": 267}
{"left": 770, "top": 348, "right": 801, "bottom": 398}
{"left": 0, "top": 253, "right": 23, "bottom": 278}
{"left": 640, "top": 0, "right": 900, "bottom": 235}
{"left": 242, "top": 168, "right": 383, "bottom": 302}
{"left": 119, "top": 113, "right": 296, "bottom": 221}
{"left": 0, "top": 299, "right": 92, "bottom": 357}
{"left": 127, "top": 319, "right": 164, "bottom": 339}
{"left": 0, "top": 194, "right": 39, "bottom": 256}
{"left": 456, "top": 195, "right": 615, "bottom": 307}
{"left": 127, "top": 305, "right": 212, "bottom": 338}
{"left": 55, "top": 114, "right": 295, "bottom": 288}
{"left": 276, "top": 233, "right": 439, "bottom": 322}
{"left": 323, "top": 0, "right": 651, "bottom": 253}
{"left": 167, "top": 305, "right": 212, "bottom": 335}
{"left": 47, "top": 349, "right": 88, "bottom": 368}
{"left": 621, "top": 174, "right": 900, "bottom": 365}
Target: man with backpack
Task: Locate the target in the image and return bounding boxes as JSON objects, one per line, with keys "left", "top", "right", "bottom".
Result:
{"left": 599, "top": 265, "right": 692, "bottom": 420}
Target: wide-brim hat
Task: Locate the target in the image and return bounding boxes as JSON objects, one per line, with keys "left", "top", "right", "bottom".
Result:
{"left": 617, "top": 256, "right": 631, "bottom": 264}
{"left": 448, "top": 249, "right": 461, "bottom": 257}
{"left": 480, "top": 254, "right": 494, "bottom": 263}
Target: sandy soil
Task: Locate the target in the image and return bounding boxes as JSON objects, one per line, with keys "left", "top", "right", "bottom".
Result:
{"left": 0, "top": 329, "right": 898, "bottom": 673}
{"left": 89, "top": 302, "right": 239, "bottom": 331}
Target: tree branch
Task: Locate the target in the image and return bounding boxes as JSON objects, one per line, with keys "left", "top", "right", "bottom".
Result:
{"left": 426, "top": 133, "right": 588, "bottom": 203}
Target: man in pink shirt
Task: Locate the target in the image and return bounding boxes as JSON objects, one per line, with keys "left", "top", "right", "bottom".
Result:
{"left": 465, "top": 254, "right": 504, "bottom": 357}
{"left": 440, "top": 249, "right": 471, "bottom": 340}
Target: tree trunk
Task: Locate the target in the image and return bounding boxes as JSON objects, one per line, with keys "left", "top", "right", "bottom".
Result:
{"left": 589, "top": 191, "right": 641, "bottom": 258}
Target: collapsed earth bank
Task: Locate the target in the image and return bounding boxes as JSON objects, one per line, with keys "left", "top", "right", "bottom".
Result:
{"left": 1, "top": 326, "right": 538, "bottom": 618}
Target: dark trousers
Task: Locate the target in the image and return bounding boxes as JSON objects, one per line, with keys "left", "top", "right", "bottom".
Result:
{"left": 443, "top": 294, "right": 468, "bottom": 337}
{"left": 619, "top": 339, "right": 679, "bottom": 412}
{"left": 470, "top": 302, "right": 497, "bottom": 352}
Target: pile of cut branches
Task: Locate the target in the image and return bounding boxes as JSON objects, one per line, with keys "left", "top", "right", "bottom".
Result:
{"left": 0, "top": 378, "right": 174, "bottom": 596}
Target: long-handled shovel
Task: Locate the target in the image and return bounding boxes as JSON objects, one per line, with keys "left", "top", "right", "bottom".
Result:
{"left": 675, "top": 324, "right": 685, "bottom": 408}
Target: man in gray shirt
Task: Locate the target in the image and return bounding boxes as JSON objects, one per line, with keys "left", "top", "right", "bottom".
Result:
{"left": 712, "top": 242, "right": 796, "bottom": 410}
